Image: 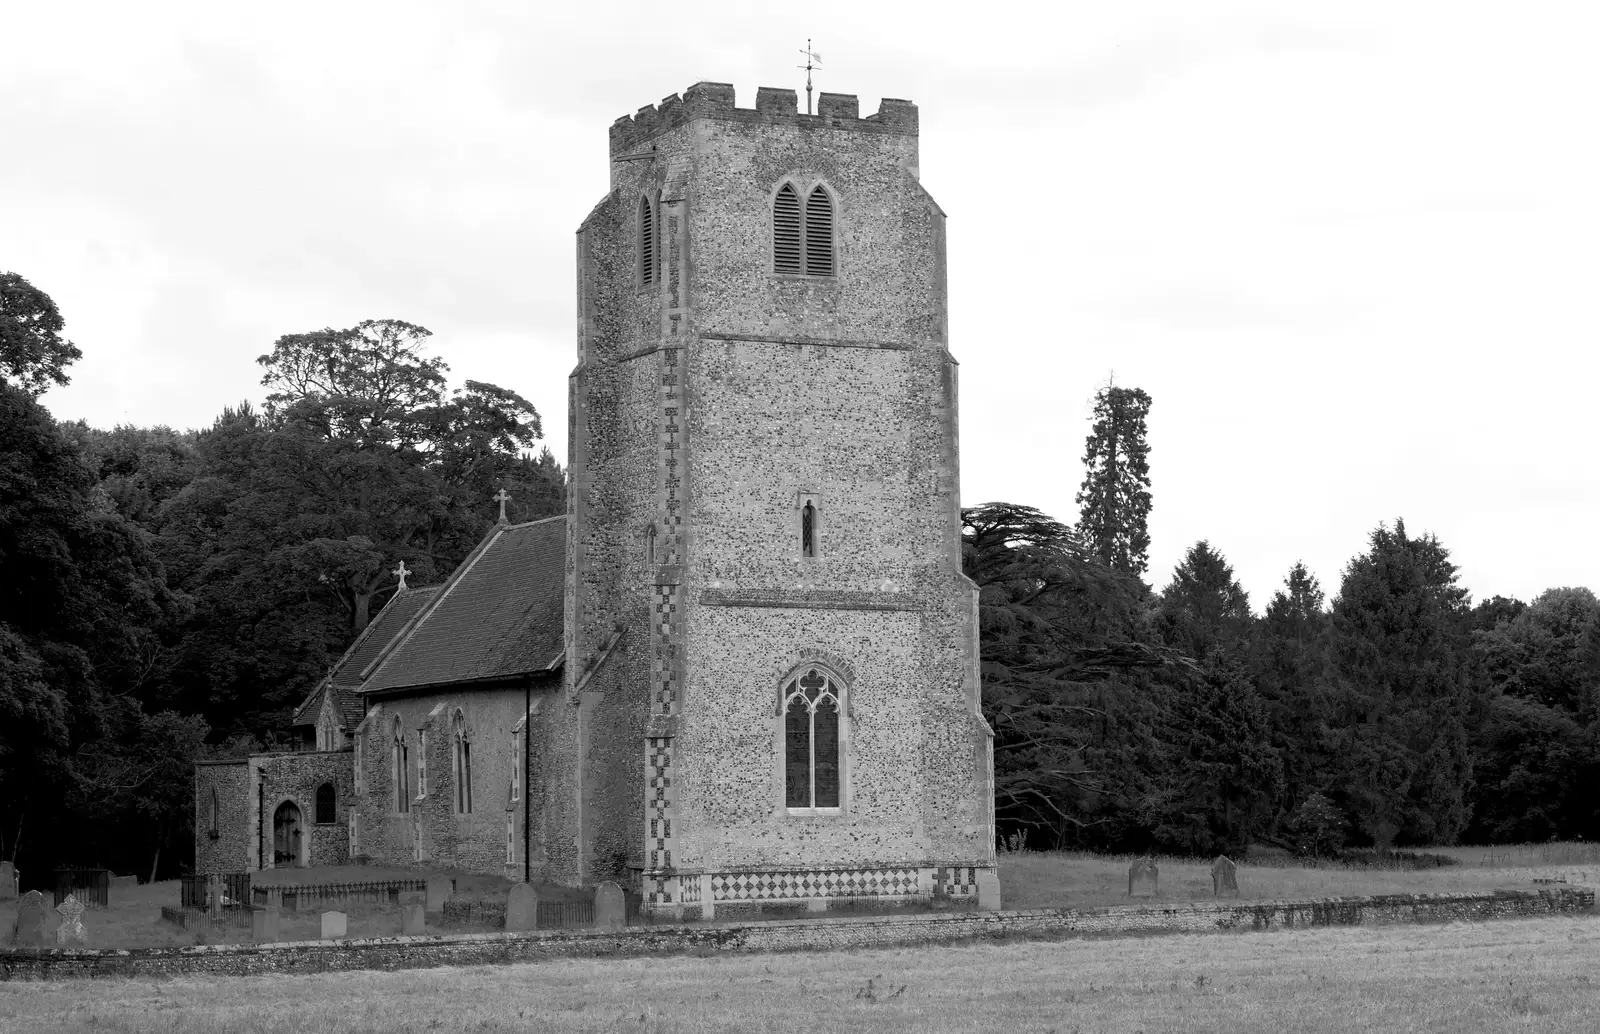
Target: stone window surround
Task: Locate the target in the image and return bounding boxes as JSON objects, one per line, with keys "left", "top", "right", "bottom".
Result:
{"left": 772, "top": 662, "right": 851, "bottom": 819}
{"left": 452, "top": 709, "right": 474, "bottom": 815}
{"left": 769, "top": 176, "right": 840, "bottom": 279}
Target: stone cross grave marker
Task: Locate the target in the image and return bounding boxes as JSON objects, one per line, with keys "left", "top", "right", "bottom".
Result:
{"left": 401, "top": 901, "right": 426, "bottom": 936}
{"left": 1211, "top": 855, "right": 1240, "bottom": 898}
{"left": 593, "top": 881, "right": 625, "bottom": 931}
{"left": 321, "top": 910, "right": 347, "bottom": 940}
{"left": 505, "top": 883, "right": 538, "bottom": 932}
{"left": 55, "top": 893, "right": 87, "bottom": 946}
{"left": 1128, "top": 856, "right": 1159, "bottom": 898}
{"left": 11, "top": 890, "right": 51, "bottom": 947}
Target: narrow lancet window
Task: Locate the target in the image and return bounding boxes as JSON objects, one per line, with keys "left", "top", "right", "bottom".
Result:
{"left": 639, "top": 194, "right": 656, "bottom": 285}
{"left": 783, "top": 668, "right": 841, "bottom": 810}
{"left": 801, "top": 501, "right": 817, "bottom": 557}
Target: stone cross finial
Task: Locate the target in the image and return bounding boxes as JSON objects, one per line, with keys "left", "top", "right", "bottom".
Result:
{"left": 392, "top": 560, "right": 410, "bottom": 590}
{"left": 493, "top": 489, "right": 511, "bottom": 523}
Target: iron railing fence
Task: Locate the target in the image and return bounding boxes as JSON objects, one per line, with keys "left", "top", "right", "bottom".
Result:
{"left": 53, "top": 868, "right": 109, "bottom": 909}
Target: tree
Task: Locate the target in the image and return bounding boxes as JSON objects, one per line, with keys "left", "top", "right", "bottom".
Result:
{"left": 962, "top": 502, "right": 1162, "bottom": 847}
{"left": 1330, "top": 519, "right": 1475, "bottom": 847}
{"left": 0, "top": 273, "right": 82, "bottom": 394}
{"left": 1156, "top": 540, "right": 1252, "bottom": 663}
{"left": 1076, "top": 384, "right": 1153, "bottom": 575}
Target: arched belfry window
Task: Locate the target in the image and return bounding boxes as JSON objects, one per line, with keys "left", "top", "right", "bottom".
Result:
{"left": 804, "top": 185, "right": 834, "bottom": 276}
{"left": 315, "top": 782, "right": 336, "bottom": 824}
{"left": 783, "top": 668, "right": 842, "bottom": 811}
{"left": 801, "top": 501, "right": 817, "bottom": 558}
{"left": 773, "top": 182, "right": 837, "bottom": 278}
{"left": 453, "top": 711, "right": 474, "bottom": 814}
{"left": 773, "top": 183, "right": 801, "bottom": 274}
{"left": 639, "top": 194, "right": 656, "bottom": 286}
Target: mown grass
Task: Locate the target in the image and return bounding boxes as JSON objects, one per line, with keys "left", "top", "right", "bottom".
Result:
{"left": 2, "top": 914, "right": 1596, "bottom": 1032}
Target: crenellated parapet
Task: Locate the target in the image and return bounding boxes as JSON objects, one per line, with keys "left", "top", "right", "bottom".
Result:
{"left": 609, "top": 82, "right": 918, "bottom": 155}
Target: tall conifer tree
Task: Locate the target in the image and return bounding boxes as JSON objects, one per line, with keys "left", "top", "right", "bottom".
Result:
{"left": 1076, "top": 384, "right": 1153, "bottom": 576}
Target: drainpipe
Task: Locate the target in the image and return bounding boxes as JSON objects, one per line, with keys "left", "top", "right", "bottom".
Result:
{"left": 524, "top": 676, "right": 531, "bottom": 884}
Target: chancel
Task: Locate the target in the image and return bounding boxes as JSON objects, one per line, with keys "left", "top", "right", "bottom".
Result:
{"left": 195, "top": 80, "right": 998, "bottom": 916}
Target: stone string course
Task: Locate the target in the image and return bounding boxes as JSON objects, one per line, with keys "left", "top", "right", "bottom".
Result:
{"left": 2, "top": 888, "right": 1589, "bottom": 981}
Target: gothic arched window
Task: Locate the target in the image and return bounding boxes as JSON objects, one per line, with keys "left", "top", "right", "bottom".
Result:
{"left": 639, "top": 193, "right": 656, "bottom": 286}
{"left": 392, "top": 717, "right": 409, "bottom": 813}
{"left": 783, "top": 668, "right": 842, "bottom": 811}
{"left": 209, "top": 787, "right": 219, "bottom": 835}
{"left": 315, "top": 782, "right": 336, "bottom": 824}
{"left": 773, "top": 182, "right": 836, "bottom": 278}
{"left": 453, "top": 711, "right": 474, "bottom": 814}
{"left": 773, "top": 183, "right": 801, "bottom": 274}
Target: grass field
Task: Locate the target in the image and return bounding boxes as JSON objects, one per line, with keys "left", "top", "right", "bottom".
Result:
{"left": 2, "top": 914, "right": 1596, "bottom": 1032}
{"left": 996, "top": 848, "right": 1594, "bottom": 911}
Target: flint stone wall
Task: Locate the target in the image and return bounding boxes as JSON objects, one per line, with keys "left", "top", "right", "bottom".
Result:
{"left": 2, "top": 888, "right": 1589, "bottom": 980}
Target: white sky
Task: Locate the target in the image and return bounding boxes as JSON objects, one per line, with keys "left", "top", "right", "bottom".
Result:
{"left": 5, "top": 0, "right": 1596, "bottom": 611}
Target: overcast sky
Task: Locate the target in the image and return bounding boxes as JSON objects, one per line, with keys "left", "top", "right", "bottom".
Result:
{"left": 6, "top": 0, "right": 1596, "bottom": 611}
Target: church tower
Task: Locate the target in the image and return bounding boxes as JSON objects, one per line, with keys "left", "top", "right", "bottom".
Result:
{"left": 570, "top": 82, "right": 996, "bottom": 915}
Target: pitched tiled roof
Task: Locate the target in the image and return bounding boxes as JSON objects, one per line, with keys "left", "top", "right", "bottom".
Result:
{"left": 358, "top": 517, "right": 567, "bottom": 695}
{"left": 291, "top": 585, "right": 442, "bottom": 729}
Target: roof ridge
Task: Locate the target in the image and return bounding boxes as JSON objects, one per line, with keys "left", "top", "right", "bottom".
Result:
{"left": 292, "top": 580, "right": 445, "bottom": 719}
{"left": 358, "top": 523, "right": 509, "bottom": 690}
{"left": 503, "top": 514, "right": 567, "bottom": 530}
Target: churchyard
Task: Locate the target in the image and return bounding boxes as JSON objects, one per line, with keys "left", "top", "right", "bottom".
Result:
{"left": 1, "top": 913, "right": 1595, "bottom": 1033}
{"left": 3, "top": 846, "right": 1594, "bottom": 951}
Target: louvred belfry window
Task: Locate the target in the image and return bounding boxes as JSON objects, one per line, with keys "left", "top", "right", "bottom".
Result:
{"left": 783, "top": 668, "right": 841, "bottom": 810}
{"left": 639, "top": 195, "right": 656, "bottom": 285}
{"left": 804, "top": 186, "right": 835, "bottom": 276}
{"left": 773, "top": 183, "right": 801, "bottom": 274}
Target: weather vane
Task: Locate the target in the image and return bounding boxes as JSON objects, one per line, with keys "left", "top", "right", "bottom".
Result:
{"left": 798, "top": 40, "right": 822, "bottom": 115}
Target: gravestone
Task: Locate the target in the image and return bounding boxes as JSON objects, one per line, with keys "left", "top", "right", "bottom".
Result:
{"left": 0, "top": 861, "right": 17, "bottom": 901}
{"left": 250, "top": 906, "right": 278, "bottom": 943}
{"left": 505, "top": 884, "right": 538, "bottom": 932}
{"left": 593, "top": 881, "right": 626, "bottom": 931}
{"left": 1211, "top": 855, "right": 1239, "bottom": 898}
{"left": 425, "top": 876, "right": 451, "bottom": 912}
{"left": 976, "top": 869, "right": 1002, "bottom": 911}
{"left": 55, "top": 894, "right": 87, "bottom": 946}
{"left": 11, "top": 890, "right": 52, "bottom": 947}
{"left": 320, "top": 910, "right": 347, "bottom": 940}
{"left": 401, "top": 901, "right": 426, "bottom": 936}
{"left": 1128, "top": 856, "right": 1159, "bottom": 898}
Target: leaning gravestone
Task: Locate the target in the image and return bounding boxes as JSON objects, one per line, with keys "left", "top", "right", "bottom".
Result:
{"left": 320, "top": 910, "right": 347, "bottom": 940}
{"left": 1128, "top": 856, "right": 1159, "bottom": 898}
{"left": 11, "top": 890, "right": 52, "bottom": 947}
{"left": 401, "top": 901, "right": 426, "bottom": 936}
{"left": 250, "top": 906, "right": 278, "bottom": 943}
{"left": 1211, "top": 855, "right": 1239, "bottom": 898}
{"left": 0, "top": 861, "right": 17, "bottom": 901}
{"left": 505, "top": 884, "right": 538, "bottom": 932}
{"left": 55, "top": 894, "right": 87, "bottom": 946}
{"left": 593, "top": 881, "right": 626, "bottom": 931}
{"left": 425, "top": 876, "right": 451, "bottom": 913}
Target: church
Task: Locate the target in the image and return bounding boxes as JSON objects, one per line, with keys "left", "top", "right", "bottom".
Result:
{"left": 195, "top": 80, "right": 998, "bottom": 917}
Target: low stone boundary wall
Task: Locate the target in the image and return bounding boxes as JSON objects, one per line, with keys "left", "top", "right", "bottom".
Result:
{"left": 1, "top": 888, "right": 1590, "bottom": 981}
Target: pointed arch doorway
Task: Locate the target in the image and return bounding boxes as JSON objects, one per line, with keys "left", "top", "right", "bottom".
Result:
{"left": 273, "top": 800, "right": 306, "bottom": 867}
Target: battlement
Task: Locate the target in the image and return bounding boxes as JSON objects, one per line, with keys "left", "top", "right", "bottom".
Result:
{"left": 609, "top": 82, "right": 918, "bottom": 156}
